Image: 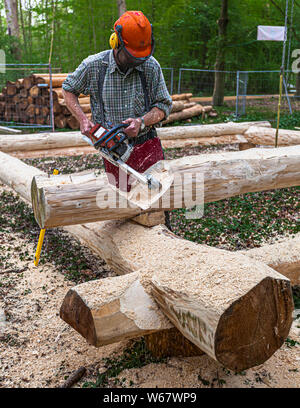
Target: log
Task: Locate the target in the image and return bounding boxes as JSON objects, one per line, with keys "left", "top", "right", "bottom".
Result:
{"left": 239, "top": 233, "right": 300, "bottom": 286}
{"left": 59, "top": 96, "right": 90, "bottom": 105}
{"left": 21, "top": 75, "right": 37, "bottom": 90}
{"left": 161, "top": 134, "right": 248, "bottom": 149}
{"left": 162, "top": 104, "right": 204, "bottom": 125}
{"left": 239, "top": 142, "right": 256, "bottom": 151}
{"left": 0, "top": 151, "right": 44, "bottom": 201}
{"left": 10, "top": 145, "right": 96, "bottom": 159}
{"left": 29, "top": 85, "right": 41, "bottom": 98}
{"left": 6, "top": 81, "right": 17, "bottom": 96}
{"left": 170, "top": 101, "right": 185, "bottom": 113}
{"left": 67, "top": 116, "right": 80, "bottom": 130}
{"left": 60, "top": 221, "right": 293, "bottom": 371}
{"left": 245, "top": 126, "right": 300, "bottom": 146}
{"left": 158, "top": 121, "right": 272, "bottom": 140}
{"left": 0, "top": 131, "right": 87, "bottom": 152}
{"left": 25, "top": 104, "right": 36, "bottom": 118}
{"left": 54, "top": 114, "right": 67, "bottom": 129}
{"left": 172, "top": 93, "right": 193, "bottom": 101}
{"left": 31, "top": 145, "right": 300, "bottom": 228}
{"left": 37, "top": 76, "right": 67, "bottom": 88}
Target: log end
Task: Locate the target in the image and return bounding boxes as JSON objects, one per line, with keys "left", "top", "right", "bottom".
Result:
{"left": 60, "top": 288, "right": 98, "bottom": 347}
{"left": 215, "top": 277, "right": 294, "bottom": 372}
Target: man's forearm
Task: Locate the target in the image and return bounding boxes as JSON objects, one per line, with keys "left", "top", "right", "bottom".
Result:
{"left": 142, "top": 107, "right": 165, "bottom": 127}
{"left": 62, "top": 89, "right": 90, "bottom": 123}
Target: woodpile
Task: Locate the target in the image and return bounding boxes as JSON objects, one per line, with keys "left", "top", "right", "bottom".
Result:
{"left": 0, "top": 72, "right": 216, "bottom": 129}
{"left": 0, "top": 73, "right": 79, "bottom": 129}
{"left": 164, "top": 92, "right": 217, "bottom": 125}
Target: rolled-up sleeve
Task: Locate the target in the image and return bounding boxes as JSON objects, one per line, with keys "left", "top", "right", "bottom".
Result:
{"left": 62, "top": 60, "right": 90, "bottom": 96}
{"left": 149, "top": 64, "right": 172, "bottom": 119}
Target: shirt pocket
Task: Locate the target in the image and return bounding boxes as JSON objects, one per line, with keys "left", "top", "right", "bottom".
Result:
{"left": 134, "top": 92, "right": 145, "bottom": 117}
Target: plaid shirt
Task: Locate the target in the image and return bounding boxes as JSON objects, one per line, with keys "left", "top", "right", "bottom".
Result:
{"left": 62, "top": 50, "right": 172, "bottom": 134}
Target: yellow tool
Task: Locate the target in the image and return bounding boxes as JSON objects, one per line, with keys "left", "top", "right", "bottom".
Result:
{"left": 34, "top": 168, "right": 59, "bottom": 266}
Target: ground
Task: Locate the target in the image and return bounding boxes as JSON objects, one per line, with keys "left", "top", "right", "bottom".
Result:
{"left": 0, "top": 143, "right": 299, "bottom": 388}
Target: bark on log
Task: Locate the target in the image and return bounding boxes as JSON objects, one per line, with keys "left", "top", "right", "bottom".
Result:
{"left": 245, "top": 126, "right": 300, "bottom": 146}
{"left": 162, "top": 104, "right": 204, "bottom": 125}
{"left": 172, "top": 93, "right": 193, "bottom": 101}
{"left": 161, "top": 134, "right": 248, "bottom": 149}
{"left": 31, "top": 145, "right": 300, "bottom": 228}
{"left": 170, "top": 101, "right": 185, "bottom": 113}
{"left": 67, "top": 116, "right": 80, "bottom": 130}
{"left": 59, "top": 96, "right": 90, "bottom": 105}
{"left": 60, "top": 221, "right": 293, "bottom": 371}
{"left": 10, "top": 145, "right": 96, "bottom": 159}
{"left": 0, "top": 151, "right": 44, "bottom": 201}
{"left": 0, "top": 153, "right": 294, "bottom": 370}
{"left": 0, "top": 123, "right": 267, "bottom": 153}
{"left": 158, "top": 121, "right": 271, "bottom": 140}
{"left": 0, "top": 131, "right": 87, "bottom": 152}
{"left": 54, "top": 114, "right": 67, "bottom": 129}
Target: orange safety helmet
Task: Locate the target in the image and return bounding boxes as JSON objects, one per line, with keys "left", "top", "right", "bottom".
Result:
{"left": 110, "top": 11, "right": 154, "bottom": 60}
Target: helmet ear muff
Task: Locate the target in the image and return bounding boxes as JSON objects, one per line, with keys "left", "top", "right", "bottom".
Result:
{"left": 109, "top": 32, "right": 119, "bottom": 49}
{"left": 109, "top": 25, "right": 123, "bottom": 50}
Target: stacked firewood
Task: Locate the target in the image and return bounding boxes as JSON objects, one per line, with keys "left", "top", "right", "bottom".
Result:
{"left": 0, "top": 73, "right": 80, "bottom": 129}
{"left": 164, "top": 93, "right": 217, "bottom": 125}
{"left": 0, "top": 72, "right": 217, "bottom": 129}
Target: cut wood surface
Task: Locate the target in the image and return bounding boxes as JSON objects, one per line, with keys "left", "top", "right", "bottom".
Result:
{"left": 0, "top": 131, "right": 86, "bottom": 152}
{"left": 245, "top": 126, "right": 300, "bottom": 146}
{"left": 60, "top": 221, "right": 293, "bottom": 371}
{"left": 239, "top": 233, "right": 300, "bottom": 286}
{"left": 31, "top": 145, "right": 300, "bottom": 228}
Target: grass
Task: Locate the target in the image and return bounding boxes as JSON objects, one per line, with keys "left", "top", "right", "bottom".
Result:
{"left": 169, "top": 187, "right": 299, "bottom": 251}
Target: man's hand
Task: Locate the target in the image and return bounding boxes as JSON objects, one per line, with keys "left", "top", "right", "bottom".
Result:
{"left": 80, "top": 117, "right": 95, "bottom": 137}
{"left": 122, "top": 117, "right": 141, "bottom": 138}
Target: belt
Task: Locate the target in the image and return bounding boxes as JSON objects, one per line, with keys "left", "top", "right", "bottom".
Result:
{"left": 129, "top": 128, "right": 157, "bottom": 146}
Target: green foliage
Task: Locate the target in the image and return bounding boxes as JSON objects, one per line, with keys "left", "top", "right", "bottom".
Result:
{"left": 0, "top": 0, "right": 299, "bottom": 72}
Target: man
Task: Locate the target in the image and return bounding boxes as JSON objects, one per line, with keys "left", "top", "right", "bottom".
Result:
{"left": 62, "top": 10, "right": 172, "bottom": 226}
{"left": 62, "top": 11, "right": 172, "bottom": 186}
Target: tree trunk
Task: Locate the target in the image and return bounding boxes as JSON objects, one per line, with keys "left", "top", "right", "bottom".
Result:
{"left": 212, "top": 0, "right": 229, "bottom": 106}
{"left": 30, "top": 145, "right": 300, "bottom": 228}
{"left": 117, "top": 0, "right": 126, "bottom": 17}
{"left": 4, "top": 0, "right": 21, "bottom": 60}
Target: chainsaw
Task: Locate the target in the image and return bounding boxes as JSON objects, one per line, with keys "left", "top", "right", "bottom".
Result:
{"left": 82, "top": 123, "right": 162, "bottom": 190}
